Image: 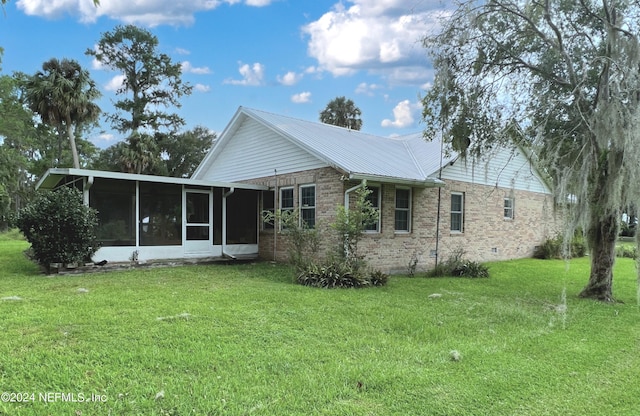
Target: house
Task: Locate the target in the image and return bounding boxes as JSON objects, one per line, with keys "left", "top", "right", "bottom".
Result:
{"left": 192, "top": 107, "right": 556, "bottom": 273}
{"left": 36, "top": 106, "right": 555, "bottom": 272}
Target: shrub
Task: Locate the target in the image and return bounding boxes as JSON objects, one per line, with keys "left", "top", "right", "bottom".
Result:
{"left": 297, "top": 261, "right": 388, "bottom": 288}
{"left": 452, "top": 261, "right": 490, "bottom": 278}
{"left": 428, "top": 248, "right": 465, "bottom": 277}
{"left": 533, "top": 232, "right": 587, "bottom": 259}
{"left": 262, "top": 209, "right": 321, "bottom": 272}
{"left": 16, "top": 187, "right": 100, "bottom": 273}
{"left": 615, "top": 244, "right": 637, "bottom": 259}
{"left": 428, "top": 249, "right": 489, "bottom": 278}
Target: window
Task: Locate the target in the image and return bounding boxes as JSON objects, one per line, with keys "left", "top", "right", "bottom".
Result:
{"left": 395, "top": 187, "right": 411, "bottom": 232}
{"left": 365, "top": 185, "right": 381, "bottom": 232}
{"left": 300, "top": 185, "right": 316, "bottom": 229}
{"left": 450, "top": 192, "right": 464, "bottom": 233}
{"left": 504, "top": 197, "right": 514, "bottom": 219}
{"left": 279, "top": 187, "right": 294, "bottom": 229}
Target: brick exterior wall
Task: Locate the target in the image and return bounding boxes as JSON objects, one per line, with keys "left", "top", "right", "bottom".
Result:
{"left": 241, "top": 167, "right": 557, "bottom": 274}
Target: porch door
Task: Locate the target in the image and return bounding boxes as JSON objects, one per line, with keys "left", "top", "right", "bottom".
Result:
{"left": 184, "top": 190, "right": 212, "bottom": 255}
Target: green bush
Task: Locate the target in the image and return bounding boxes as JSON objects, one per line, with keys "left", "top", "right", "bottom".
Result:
{"left": 297, "top": 261, "right": 388, "bottom": 288}
{"left": 452, "top": 261, "right": 490, "bottom": 278}
{"left": 533, "top": 232, "right": 587, "bottom": 259}
{"left": 428, "top": 249, "right": 489, "bottom": 278}
{"left": 16, "top": 187, "right": 100, "bottom": 273}
{"left": 615, "top": 244, "right": 637, "bottom": 259}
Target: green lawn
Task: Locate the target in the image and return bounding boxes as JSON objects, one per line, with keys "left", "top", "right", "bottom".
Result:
{"left": 0, "top": 239, "right": 639, "bottom": 415}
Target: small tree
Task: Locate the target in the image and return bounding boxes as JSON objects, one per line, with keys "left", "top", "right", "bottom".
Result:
{"left": 331, "top": 186, "right": 378, "bottom": 270}
{"left": 261, "top": 208, "right": 320, "bottom": 272}
{"left": 17, "top": 187, "right": 99, "bottom": 272}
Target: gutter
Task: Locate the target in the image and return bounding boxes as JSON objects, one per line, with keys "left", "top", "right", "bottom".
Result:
{"left": 344, "top": 179, "right": 366, "bottom": 214}
{"left": 348, "top": 173, "right": 444, "bottom": 188}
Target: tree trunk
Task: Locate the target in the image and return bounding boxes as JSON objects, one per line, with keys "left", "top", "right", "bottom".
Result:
{"left": 580, "top": 210, "right": 619, "bottom": 302}
{"left": 66, "top": 123, "right": 80, "bottom": 169}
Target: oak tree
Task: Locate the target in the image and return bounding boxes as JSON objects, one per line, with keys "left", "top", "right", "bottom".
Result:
{"left": 423, "top": 0, "right": 640, "bottom": 301}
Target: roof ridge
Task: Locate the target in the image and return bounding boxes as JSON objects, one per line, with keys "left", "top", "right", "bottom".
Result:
{"left": 402, "top": 139, "right": 428, "bottom": 179}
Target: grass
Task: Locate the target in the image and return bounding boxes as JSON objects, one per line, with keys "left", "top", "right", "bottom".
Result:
{"left": 0, "top": 237, "right": 639, "bottom": 415}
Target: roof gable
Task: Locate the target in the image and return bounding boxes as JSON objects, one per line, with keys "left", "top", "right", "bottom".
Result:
{"left": 193, "top": 107, "right": 445, "bottom": 186}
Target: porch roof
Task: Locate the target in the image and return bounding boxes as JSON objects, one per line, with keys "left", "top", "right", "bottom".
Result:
{"left": 36, "top": 168, "right": 269, "bottom": 191}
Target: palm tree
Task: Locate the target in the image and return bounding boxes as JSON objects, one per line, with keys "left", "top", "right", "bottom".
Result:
{"left": 23, "top": 58, "right": 101, "bottom": 169}
{"left": 120, "top": 132, "right": 159, "bottom": 174}
{"left": 319, "top": 96, "right": 363, "bottom": 130}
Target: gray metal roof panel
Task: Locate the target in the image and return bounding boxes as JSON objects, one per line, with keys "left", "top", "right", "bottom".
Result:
{"left": 242, "top": 108, "right": 446, "bottom": 183}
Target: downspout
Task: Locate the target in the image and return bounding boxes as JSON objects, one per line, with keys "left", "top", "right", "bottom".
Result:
{"left": 344, "top": 179, "right": 366, "bottom": 213}
{"left": 222, "top": 187, "right": 236, "bottom": 260}
{"left": 273, "top": 169, "right": 278, "bottom": 262}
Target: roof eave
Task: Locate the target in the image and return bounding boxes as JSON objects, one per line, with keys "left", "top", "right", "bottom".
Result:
{"left": 348, "top": 173, "right": 444, "bottom": 188}
{"left": 36, "top": 168, "right": 269, "bottom": 191}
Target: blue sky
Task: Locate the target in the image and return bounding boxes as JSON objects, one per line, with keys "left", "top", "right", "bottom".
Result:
{"left": 0, "top": 0, "right": 448, "bottom": 149}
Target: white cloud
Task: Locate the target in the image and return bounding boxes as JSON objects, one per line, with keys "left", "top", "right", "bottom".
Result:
{"left": 246, "top": 0, "right": 273, "bottom": 5}
{"left": 194, "top": 84, "right": 211, "bottom": 92}
{"left": 381, "top": 99, "right": 421, "bottom": 128}
{"left": 302, "top": 1, "right": 446, "bottom": 83}
{"left": 175, "top": 48, "right": 191, "bottom": 55}
{"left": 355, "top": 82, "right": 383, "bottom": 96}
{"left": 182, "top": 61, "right": 212, "bottom": 74}
{"left": 277, "top": 71, "right": 303, "bottom": 86}
{"left": 91, "top": 132, "right": 118, "bottom": 147}
{"left": 291, "top": 92, "right": 311, "bottom": 104}
{"left": 224, "top": 62, "right": 265, "bottom": 86}
{"left": 104, "top": 75, "right": 126, "bottom": 92}
{"left": 16, "top": 0, "right": 276, "bottom": 26}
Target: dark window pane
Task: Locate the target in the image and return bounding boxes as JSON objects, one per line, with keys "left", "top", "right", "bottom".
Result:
{"left": 395, "top": 210, "right": 408, "bottom": 231}
{"left": 226, "top": 189, "right": 258, "bottom": 244}
{"left": 301, "top": 186, "right": 315, "bottom": 207}
{"left": 281, "top": 188, "right": 294, "bottom": 209}
{"left": 396, "top": 189, "right": 410, "bottom": 209}
{"left": 187, "top": 193, "right": 209, "bottom": 224}
{"left": 92, "top": 178, "right": 136, "bottom": 246}
{"left": 139, "top": 183, "right": 182, "bottom": 246}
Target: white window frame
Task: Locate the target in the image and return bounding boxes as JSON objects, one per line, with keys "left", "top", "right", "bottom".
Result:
{"left": 504, "top": 197, "right": 514, "bottom": 220}
{"left": 394, "top": 187, "right": 411, "bottom": 233}
{"left": 450, "top": 192, "right": 464, "bottom": 233}
{"left": 364, "top": 185, "right": 381, "bottom": 233}
{"left": 299, "top": 184, "right": 316, "bottom": 229}
{"left": 279, "top": 187, "right": 294, "bottom": 230}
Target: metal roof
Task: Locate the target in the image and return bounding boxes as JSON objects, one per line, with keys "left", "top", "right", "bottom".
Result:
{"left": 235, "top": 107, "right": 452, "bottom": 186}
{"left": 36, "top": 168, "right": 269, "bottom": 191}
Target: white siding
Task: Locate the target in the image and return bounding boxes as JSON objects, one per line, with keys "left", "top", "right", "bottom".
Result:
{"left": 199, "top": 118, "right": 328, "bottom": 182}
{"left": 440, "top": 146, "right": 548, "bottom": 193}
